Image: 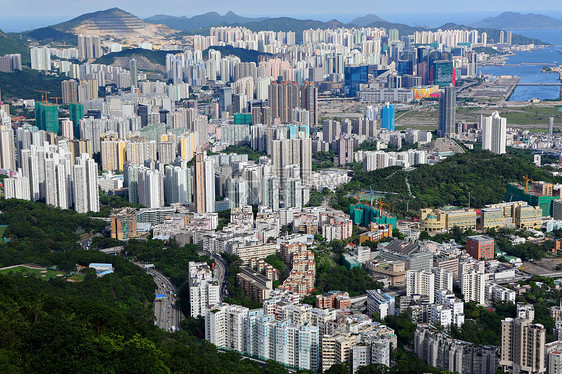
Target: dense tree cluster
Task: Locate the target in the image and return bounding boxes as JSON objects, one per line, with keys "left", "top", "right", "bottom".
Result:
{"left": 314, "top": 265, "right": 383, "bottom": 297}
{"left": 449, "top": 302, "right": 515, "bottom": 346}
{"left": 220, "top": 145, "right": 266, "bottom": 162}
{"left": 0, "top": 199, "right": 106, "bottom": 265}
{"left": 342, "top": 149, "right": 562, "bottom": 216}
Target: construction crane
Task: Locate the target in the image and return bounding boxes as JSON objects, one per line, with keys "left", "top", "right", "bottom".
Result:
{"left": 33, "top": 89, "right": 51, "bottom": 102}
{"left": 50, "top": 97, "right": 70, "bottom": 105}
{"left": 523, "top": 175, "right": 535, "bottom": 193}
{"left": 354, "top": 192, "right": 366, "bottom": 202}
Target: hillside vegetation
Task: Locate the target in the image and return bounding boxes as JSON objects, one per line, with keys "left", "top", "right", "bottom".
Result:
{"left": 0, "top": 69, "right": 65, "bottom": 101}
{"left": 343, "top": 149, "right": 562, "bottom": 214}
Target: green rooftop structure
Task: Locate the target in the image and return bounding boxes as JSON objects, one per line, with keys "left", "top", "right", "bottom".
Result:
{"left": 69, "top": 103, "right": 84, "bottom": 138}
{"left": 505, "top": 183, "right": 557, "bottom": 216}
{"left": 350, "top": 204, "right": 397, "bottom": 228}
{"left": 342, "top": 253, "right": 361, "bottom": 270}
{"left": 233, "top": 113, "right": 252, "bottom": 125}
{"left": 35, "top": 102, "right": 59, "bottom": 134}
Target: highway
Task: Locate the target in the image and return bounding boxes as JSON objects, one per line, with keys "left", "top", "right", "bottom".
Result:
{"left": 147, "top": 268, "right": 182, "bottom": 332}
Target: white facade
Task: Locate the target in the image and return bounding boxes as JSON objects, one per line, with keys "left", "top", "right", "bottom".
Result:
{"left": 189, "top": 261, "right": 220, "bottom": 318}
{"left": 406, "top": 270, "right": 435, "bottom": 304}
{"left": 366, "top": 289, "right": 396, "bottom": 319}
{"left": 461, "top": 271, "right": 486, "bottom": 305}
{"left": 482, "top": 112, "right": 506, "bottom": 155}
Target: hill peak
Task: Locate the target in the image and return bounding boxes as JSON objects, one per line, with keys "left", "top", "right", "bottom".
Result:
{"left": 50, "top": 7, "right": 175, "bottom": 38}
{"left": 471, "top": 11, "right": 562, "bottom": 29}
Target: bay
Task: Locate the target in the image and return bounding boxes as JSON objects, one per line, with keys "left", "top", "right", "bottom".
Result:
{"left": 478, "top": 29, "right": 562, "bottom": 101}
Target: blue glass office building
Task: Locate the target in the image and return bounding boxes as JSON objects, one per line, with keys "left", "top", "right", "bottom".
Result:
{"left": 344, "top": 65, "right": 369, "bottom": 97}
{"left": 382, "top": 104, "right": 395, "bottom": 131}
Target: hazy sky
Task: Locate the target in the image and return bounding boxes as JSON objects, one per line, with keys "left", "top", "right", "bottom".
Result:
{"left": 1, "top": 0, "right": 561, "bottom": 18}
{"left": 1, "top": 0, "right": 562, "bottom": 31}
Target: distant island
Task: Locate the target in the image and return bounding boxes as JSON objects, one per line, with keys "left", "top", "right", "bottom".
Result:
{"left": 471, "top": 11, "right": 562, "bottom": 29}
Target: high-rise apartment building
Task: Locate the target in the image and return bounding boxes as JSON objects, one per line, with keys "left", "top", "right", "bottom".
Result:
{"left": 73, "top": 154, "right": 100, "bottom": 213}
{"left": 204, "top": 157, "right": 216, "bottom": 212}
{"left": 61, "top": 119, "right": 74, "bottom": 139}
{"left": 78, "top": 35, "right": 103, "bottom": 60}
{"left": 61, "top": 80, "right": 79, "bottom": 104}
{"left": 301, "top": 82, "right": 318, "bottom": 125}
{"left": 482, "top": 112, "right": 506, "bottom": 155}
{"left": 0, "top": 127, "right": 16, "bottom": 170}
{"left": 189, "top": 261, "right": 220, "bottom": 318}
{"left": 500, "top": 318, "right": 546, "bottom": 374}
{"left": 101, "top": 140, "right": 126, "bottom": 171}
{"left": 130, "top": 59, "right": 138, "bottom": 88}
{"left": 432, "top": 267, "right": 453, "bottom": 292}
{"left": 0, "top": 53, "right": 22, "bottom": 72}
{"left": 406, "top": 270, "right": 435, "bottom": 304}
{"left": 461, "top": 271, "right": 486, "bottom": 305}
{"left": 30, "top": 46, "right": 51, "bottom": 71}
{"left": 438, "top": 86, "right": 456, "bottom": 137}
{"left": 194, "top": 151, "right": 206, "bottom": 213}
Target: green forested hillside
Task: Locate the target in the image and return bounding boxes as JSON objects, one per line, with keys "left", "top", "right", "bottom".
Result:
{"left": 0, "top": 68, "right": 65, "bottom": 101}
{"left": 343, "top": 149, "right": 561, "bottom": 214}
{"left": 0, "top": 30, "right": 29, "bottom": 63}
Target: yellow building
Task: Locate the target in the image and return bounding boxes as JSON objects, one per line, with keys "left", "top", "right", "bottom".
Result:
{"left": 479, "top": 202, "right": 542, "bottom": 230}
{"left": 359, "top": 223, "right": 393, "bottom": 244}
{"left": 420, "top": 207, "right": 476, "bottom": 232}
{"left": 101, "top": 140, "right": 126, "bottom": 171}
{"left": 515, "top": 204, "right": 542, "bottom": 229}
{"left": 179, "top": 132, "right": 196, "bottom": 162}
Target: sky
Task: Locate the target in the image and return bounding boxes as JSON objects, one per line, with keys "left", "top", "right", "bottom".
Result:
{"left": 1, "top": 0, "right": 562, "bottom": 31}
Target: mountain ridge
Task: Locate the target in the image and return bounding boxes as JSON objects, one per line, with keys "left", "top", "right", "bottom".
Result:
{"left": 145, "top": 11, "right": 269, "bottom": 31}
{"left": 471, "top": 11, "right": 562, "bottom": 29}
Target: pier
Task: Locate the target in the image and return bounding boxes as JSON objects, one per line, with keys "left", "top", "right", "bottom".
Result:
{"left": 517, "top": 83, "right": 562, "bottom": 86}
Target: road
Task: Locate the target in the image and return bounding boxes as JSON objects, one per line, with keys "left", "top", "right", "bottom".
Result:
{"left": 78, "top": 234, "right": 100, "bottom": 250}
{"left": 147, "top": 268, "right": 182, "bottom": 332}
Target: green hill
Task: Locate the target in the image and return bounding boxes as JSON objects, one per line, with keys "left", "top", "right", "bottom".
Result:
{"left": 203, "top": 45, "right": 273, "bottom": 64}
{"left": 0, "top": 68, "right": 64, "bottom": 101}
{"left": 344, "top": 149, "right": 562, "bottom": 214}
{"left": 0, "top": 30, "right": 29, "bottom": 63}
{"left": 21, "top": 27, "right": 77, "bottom": 46}
{"left": 94, "top": 48, "right": 182, "bottom": 66}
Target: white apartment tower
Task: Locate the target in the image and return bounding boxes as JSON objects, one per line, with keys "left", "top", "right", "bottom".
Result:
{"left": 482, "top": 112, "right": 507, "bottom": 155}
{"left": 461, "top": 271, "right": 486, "bottom": 305}
{"left": 406, "top": 270, "right": 435, "bottom": 304}
{"left": 189, "top": 262, "right": 220, "bottom": 318}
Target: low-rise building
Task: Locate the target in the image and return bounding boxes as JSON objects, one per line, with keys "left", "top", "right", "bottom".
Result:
{"left": 420, "top": 206, "right": 477, "bottom": 232}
